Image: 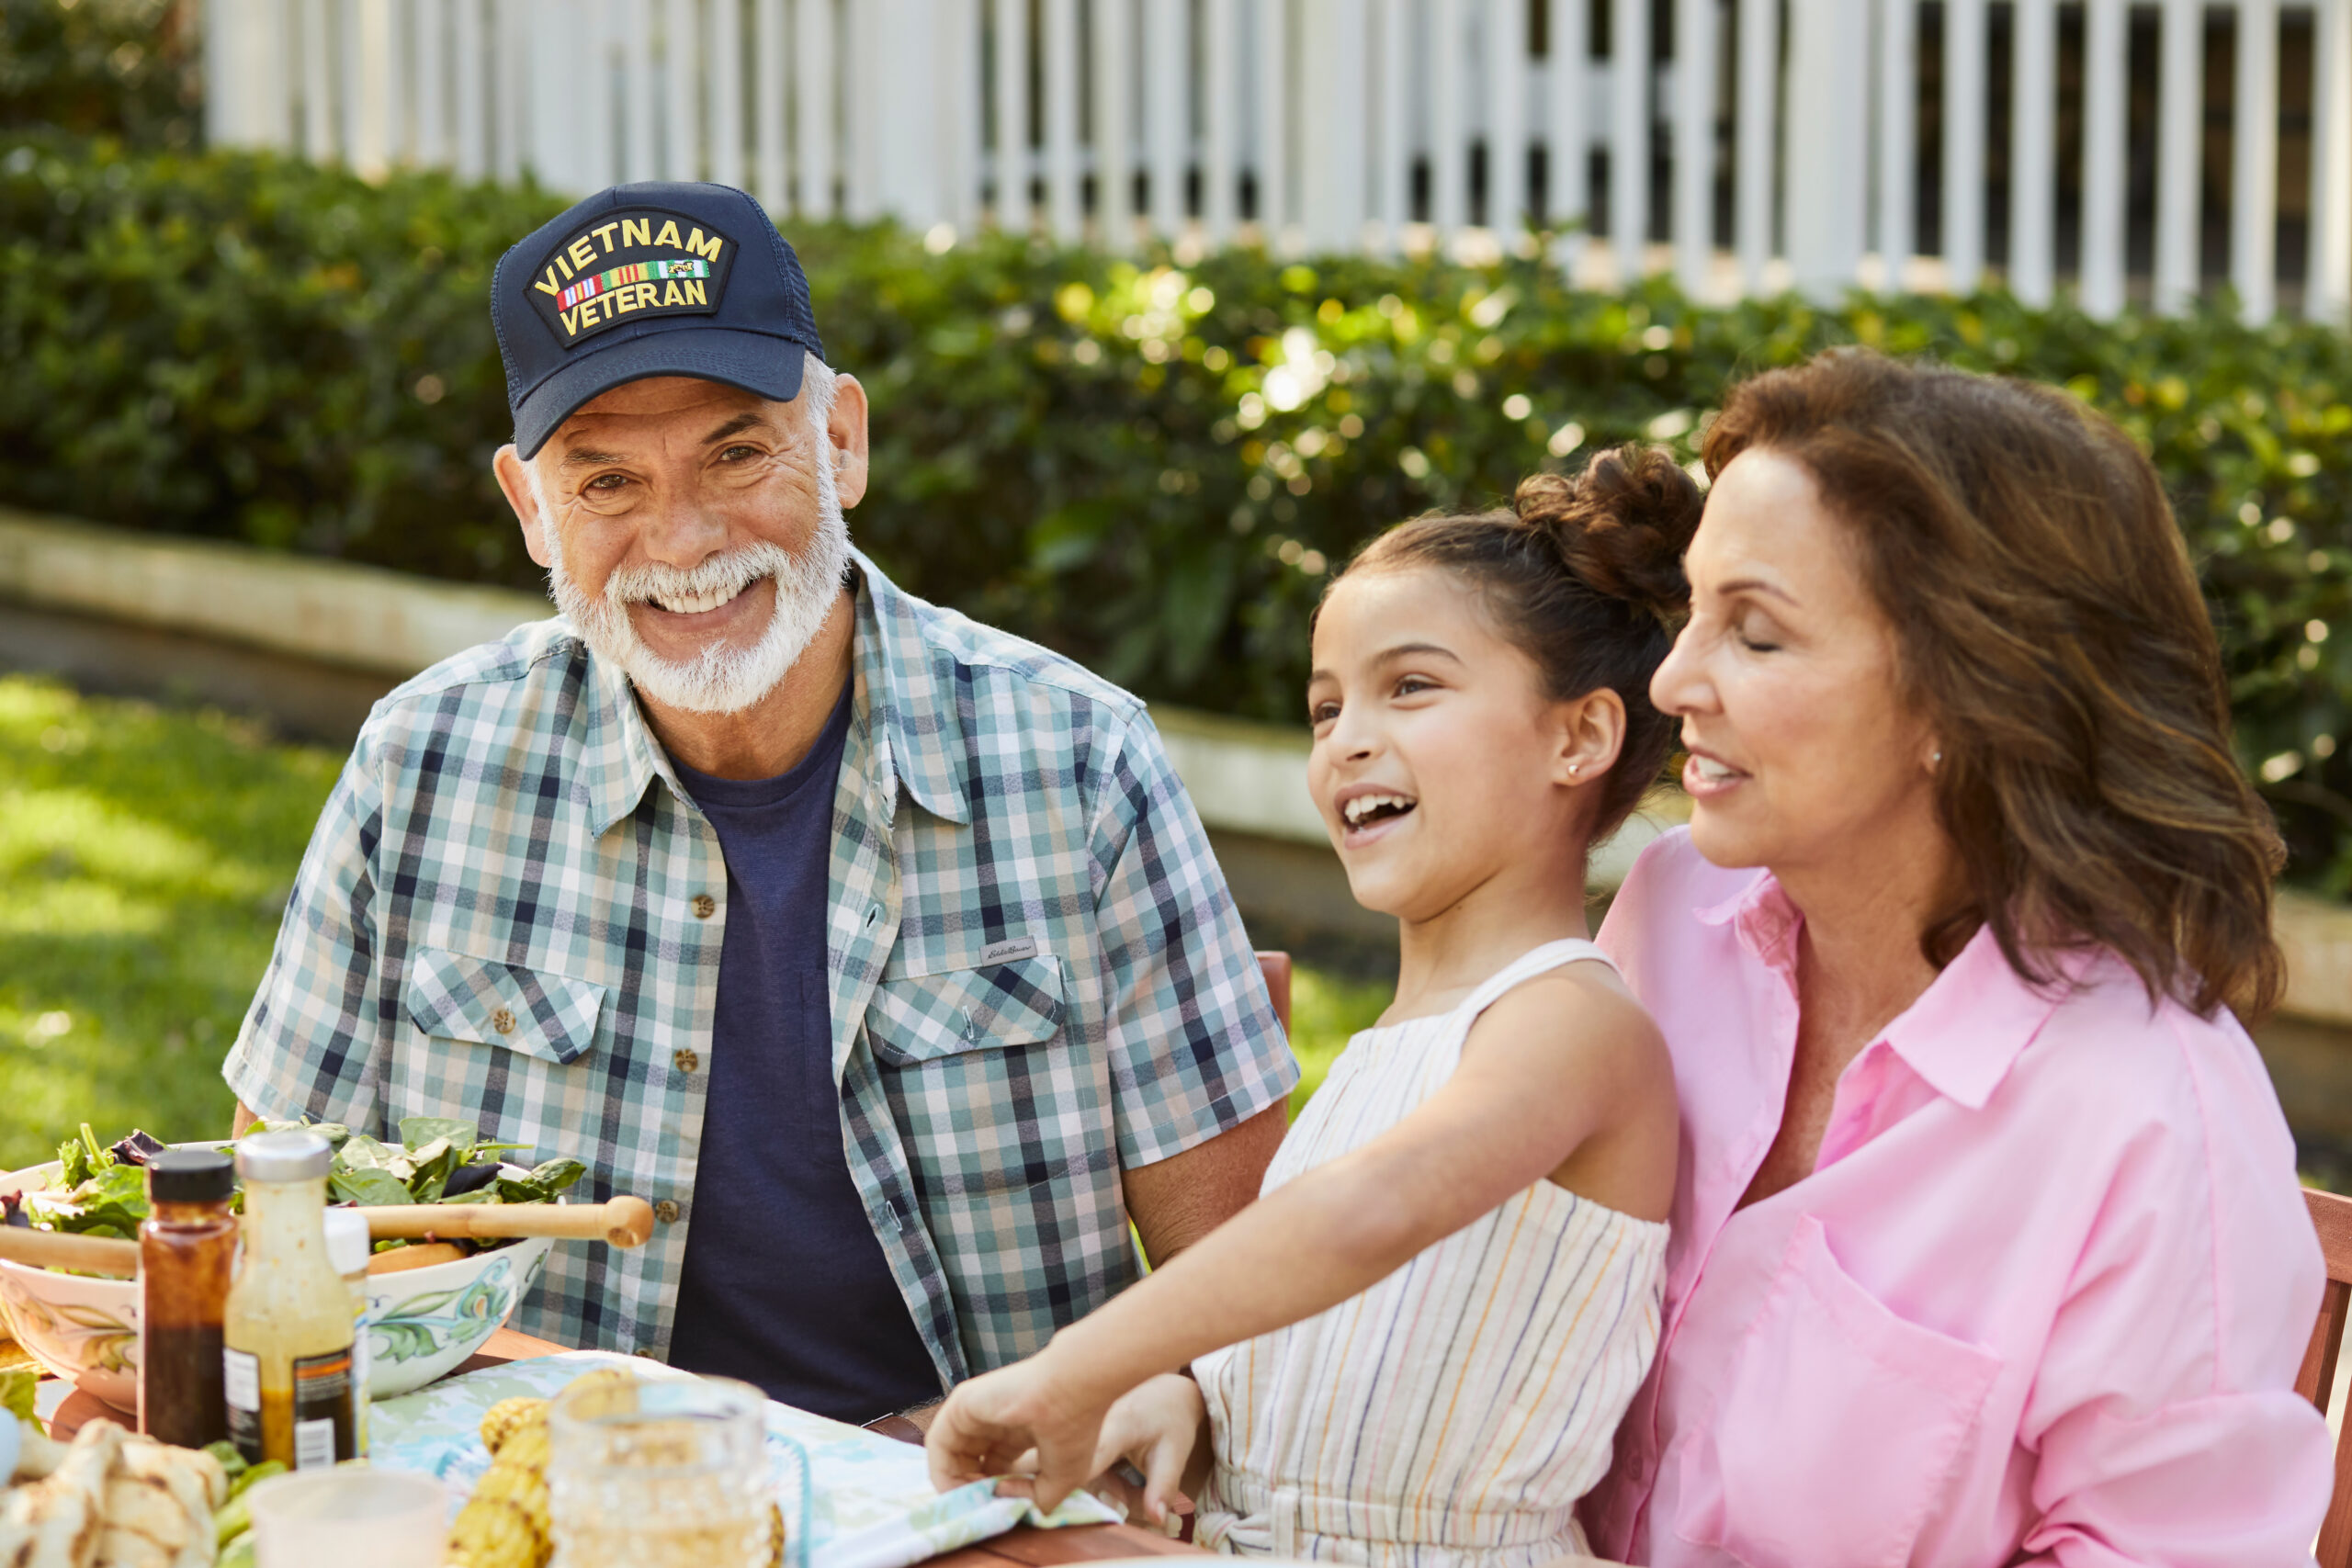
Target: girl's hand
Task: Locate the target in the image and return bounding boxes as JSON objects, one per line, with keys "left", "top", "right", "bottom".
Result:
{"left": 1084, "top": 1373, "right": 1205, "bottom": 1527}
{"left": 925, "top": 1353, "right": 1106, "bottom": 1514}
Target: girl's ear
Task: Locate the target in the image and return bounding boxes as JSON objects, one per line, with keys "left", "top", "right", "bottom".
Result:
{"left": 1554, "top": 688, "right": 1627, "bottom": 789}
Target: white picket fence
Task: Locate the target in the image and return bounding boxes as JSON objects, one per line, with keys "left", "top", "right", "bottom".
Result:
{"left": 204, "top": 0, "right": 2352, "bottom": 322}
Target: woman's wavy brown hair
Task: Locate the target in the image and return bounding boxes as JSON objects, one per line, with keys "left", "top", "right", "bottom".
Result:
{"left": 1704, "top": 348, "right": 2285, "bottom": 1021}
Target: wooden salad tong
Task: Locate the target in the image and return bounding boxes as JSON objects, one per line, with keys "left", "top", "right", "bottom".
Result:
{"left": 0, "top": 1196, "right": 656, "bottom": 1279}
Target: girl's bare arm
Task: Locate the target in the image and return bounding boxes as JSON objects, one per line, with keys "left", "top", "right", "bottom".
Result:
{"left": 927, "top": 964, "right": 1670, "bottom": 1509}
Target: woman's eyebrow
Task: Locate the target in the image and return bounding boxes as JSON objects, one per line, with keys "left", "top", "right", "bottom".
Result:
{"left": 1714, "top": 576, "right": 1801, "bottom": 608}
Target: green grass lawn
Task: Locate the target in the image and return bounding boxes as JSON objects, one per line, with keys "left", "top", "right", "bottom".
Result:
{"left": 1288, "top": 967, "right": 1391, "bottom": 1110}
{"left": 0, "top": 676, "right": 341, "bottom": 1169}
{"left": 0, "top": 675, "right": 1391, "bottom": 1173}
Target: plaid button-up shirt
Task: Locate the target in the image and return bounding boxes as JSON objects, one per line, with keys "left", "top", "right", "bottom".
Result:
{"left": 225, "top": 553, "right": 1295, "bottom": 1383}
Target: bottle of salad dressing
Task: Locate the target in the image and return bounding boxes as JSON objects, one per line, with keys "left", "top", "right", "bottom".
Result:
{"left": 223, "top": 1132, "right": 356, "bottom": 1470}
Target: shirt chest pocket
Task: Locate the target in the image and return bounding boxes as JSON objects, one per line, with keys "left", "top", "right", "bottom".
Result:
{"left": 404, "top": 948, "right": 608, "bottom": 1066}
{"left": 865, "top": 954, "right": 1067, "bottom": 1066}
{"left": 1671, "top": 1214, "right": 2003, "bottom": 1568}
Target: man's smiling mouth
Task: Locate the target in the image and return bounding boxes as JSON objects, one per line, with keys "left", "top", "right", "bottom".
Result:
{"left": 645, "top": 577, "right": 762, "bottom": 615}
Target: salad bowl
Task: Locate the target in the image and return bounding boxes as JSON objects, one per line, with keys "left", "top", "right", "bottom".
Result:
{"left": 0, "top": 1147, "right": 560, "bottom": 1410}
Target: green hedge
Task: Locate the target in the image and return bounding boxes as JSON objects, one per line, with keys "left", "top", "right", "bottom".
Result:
{"left": 3, "top": 133, "right": 2348, "bottom": 892}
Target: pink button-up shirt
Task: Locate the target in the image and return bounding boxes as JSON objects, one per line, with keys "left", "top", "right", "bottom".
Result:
{"left": 1584, "top": 829, "right": 2332, "bottom": 1567}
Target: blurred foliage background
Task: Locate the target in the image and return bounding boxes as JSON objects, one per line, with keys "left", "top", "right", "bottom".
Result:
{"left": 4, "top": 132, "right": 2348, "bottom": 891}
{"left": 0, "top": 0, "right": 199, "bottom": 148}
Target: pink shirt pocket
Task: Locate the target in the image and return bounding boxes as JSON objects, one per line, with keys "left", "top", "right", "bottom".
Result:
{"left": 1670, "top": 1215, "right": 2003, "bottom": 1568}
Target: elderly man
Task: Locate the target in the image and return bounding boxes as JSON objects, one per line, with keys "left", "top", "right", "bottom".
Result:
{"left": 224, "top": 182, "right": 1296, "bottom": 1428}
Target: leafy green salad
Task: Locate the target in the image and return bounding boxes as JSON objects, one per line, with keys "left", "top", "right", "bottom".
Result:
{"left": 8, "top": 1119, "right": 585, "bottom": 1256}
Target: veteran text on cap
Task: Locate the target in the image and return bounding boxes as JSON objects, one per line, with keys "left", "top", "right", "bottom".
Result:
{"left": 492, "top": 182, "right": 824, "bottom": 458}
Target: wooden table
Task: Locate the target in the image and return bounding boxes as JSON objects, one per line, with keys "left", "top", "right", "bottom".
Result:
{"left": 48, "top": 1327, "right": 1203, "bottom": 1564}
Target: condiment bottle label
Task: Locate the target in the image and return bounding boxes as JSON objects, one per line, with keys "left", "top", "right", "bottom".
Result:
{"left": 291, "top": 1348, "right": 356, "bottom": 1470}
{"left": 222, "top": 1348, "right": 262, "bottom": 1464}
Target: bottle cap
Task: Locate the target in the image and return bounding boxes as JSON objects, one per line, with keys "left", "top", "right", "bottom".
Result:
{"left": 234, "top": 1129, "right": 332, "bottom": 1183}
{"left": 146, "top": 1148, "right": 233, "bottom": 1203}
{"left": 322, "top": 1208, "right": 372, "bottom": 1276}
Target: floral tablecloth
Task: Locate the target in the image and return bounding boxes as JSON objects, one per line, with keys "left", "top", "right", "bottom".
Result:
{"left": 369, "top": 1351, "right": 1120, "bottom": 1568}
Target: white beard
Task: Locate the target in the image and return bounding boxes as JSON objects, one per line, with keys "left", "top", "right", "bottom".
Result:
{"left": 540, "top": 466, "right": 852, "bottom": 716}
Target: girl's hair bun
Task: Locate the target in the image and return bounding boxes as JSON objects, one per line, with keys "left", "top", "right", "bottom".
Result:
{"left": 1512, "top": 444, "right": 1703, "bottom": 623}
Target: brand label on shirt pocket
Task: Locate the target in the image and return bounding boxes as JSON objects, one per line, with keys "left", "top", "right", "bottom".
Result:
{"left": 402, "top": 947, "right": 608, "bottom": 1066}
{"left": 866, "top": 953, "right": 1066, "bottom": 1066}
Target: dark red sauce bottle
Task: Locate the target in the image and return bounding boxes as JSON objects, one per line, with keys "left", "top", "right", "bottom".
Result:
{"left": 139, "top": 1148, "right": 236, "bottom": 1448}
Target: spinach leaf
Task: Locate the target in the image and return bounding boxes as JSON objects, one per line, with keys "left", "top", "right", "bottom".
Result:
{"left": 397, "top": 1117, "right": 479, "bottom": 1156}
{"left": 328, "top": 1168, "right": 412, "bottom": 1207}
{"left": 252, "top": 1119, "right": 352, "bottom": 1149}
{"left": 495, "top": 1157, "right": 586, "bottom": 1204}
{"left": 401, "top": 1137, "right": 463, "bottom": 1202}
{"left": 334, "top": 1134, "right": 399, "bottom": 1171}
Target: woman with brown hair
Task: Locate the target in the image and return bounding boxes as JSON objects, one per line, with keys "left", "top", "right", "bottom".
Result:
{"left": 1585, "top": 349, "right": 2331, "bottom": 1566}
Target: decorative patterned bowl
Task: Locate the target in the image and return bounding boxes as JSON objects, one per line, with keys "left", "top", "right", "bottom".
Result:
{"left": 0, "top": 1157, "right": 553, "bottom": 1411}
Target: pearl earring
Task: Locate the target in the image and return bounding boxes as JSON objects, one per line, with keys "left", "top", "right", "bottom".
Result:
{"left": 1569, "top": 762, "right": 1581, "bottom": 775}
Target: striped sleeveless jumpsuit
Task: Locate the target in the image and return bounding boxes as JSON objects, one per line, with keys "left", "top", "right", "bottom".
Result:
{"left": 1193, "top": 940, "right": 1668, "bottom": 1568}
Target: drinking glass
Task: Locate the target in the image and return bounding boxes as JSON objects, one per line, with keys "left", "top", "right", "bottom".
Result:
{"left": 244, "top": 1468, "right": 447, "bottom": 1568}
{"left": 547, "top": 1373, "right": 775, "bottom": 1568}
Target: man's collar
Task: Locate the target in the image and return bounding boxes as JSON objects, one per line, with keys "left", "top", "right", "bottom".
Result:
{"left": 1695, "top": 865, "right": 2062, "bottom": 1111}
{"left": 849, "top": 549, "right": 972, "bottom": 826}
{"left": 578, "top": 548, "right": 972, "bottom": 836}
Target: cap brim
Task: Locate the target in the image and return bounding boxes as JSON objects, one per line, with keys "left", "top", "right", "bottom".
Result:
{"left": 513, "top": 328, "right": 809, "bottom": 458}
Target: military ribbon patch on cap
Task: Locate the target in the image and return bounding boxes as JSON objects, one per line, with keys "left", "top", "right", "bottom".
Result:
{"left": 525, "top": 206, "right": 737, "bottom": 347}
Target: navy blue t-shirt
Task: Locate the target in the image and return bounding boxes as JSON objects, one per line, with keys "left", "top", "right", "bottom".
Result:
{"left": 665, "top": 684, "right": 941, "bottom": 1422}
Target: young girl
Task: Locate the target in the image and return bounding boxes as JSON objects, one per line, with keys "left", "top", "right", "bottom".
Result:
{"left": 926, "top": 446, "right": 1700, "bottom": 1567}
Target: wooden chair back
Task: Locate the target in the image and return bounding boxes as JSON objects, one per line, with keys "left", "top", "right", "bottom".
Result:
{"left": 2300, "top": 1186, "right": 2352, "bottom": 1564}
{"left": 1256, "top": 951, "right": 1293, "bottom": 1035}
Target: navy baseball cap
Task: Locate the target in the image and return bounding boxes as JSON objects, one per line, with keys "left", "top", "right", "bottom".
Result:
{"left": 492, "top": 181, "right": 823, "bottom": 459}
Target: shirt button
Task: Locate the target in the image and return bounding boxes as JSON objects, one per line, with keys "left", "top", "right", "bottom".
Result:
{"left": 673, "top": 1048, "right": 700, "bottom": 1074}
{"left": 691, "top": 893, "right": 717, "bottom": 919}
{"left": 865, "top": 902, "right": 883, "bottom": 928}
{"left": 653, "top": 1199, "right": 682, "bottom": 1224}
{"left": 490, "top": 1007, "right": 516, "bottom": 1034}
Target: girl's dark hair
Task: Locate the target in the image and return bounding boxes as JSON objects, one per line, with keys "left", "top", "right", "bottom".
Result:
{"left": 1332, "top": 444, "right": 1704, "bottom": 843}
{"left": 1704, "top": 348, "right": 2285, "bottom": 1021}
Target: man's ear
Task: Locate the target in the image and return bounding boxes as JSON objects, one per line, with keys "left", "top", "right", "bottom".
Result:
{"left": 494, "top": 445, "right": 553, "bottom": 570}
{"left": 827, "top": 374, "right": 872, "bottom": 510}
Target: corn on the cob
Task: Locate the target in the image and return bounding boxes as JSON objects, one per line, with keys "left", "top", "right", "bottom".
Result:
{"left": 492, "top": 1419, "right": 552, "bottom": 1476}
{"left": 446, "top": 1494, "right": 543, "bottom": 1568}
{"left": 449, "top": 1368, "right": 644, "bottom": 1568}
{"left": 479, "top": 1398, "right": 544, "bottom": 1458}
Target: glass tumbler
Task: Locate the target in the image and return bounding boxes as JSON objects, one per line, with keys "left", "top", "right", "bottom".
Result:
{"left": 547, "top": 1373, "right": 775, "bottom": 1568}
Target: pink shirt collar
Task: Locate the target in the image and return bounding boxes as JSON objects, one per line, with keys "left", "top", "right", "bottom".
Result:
{"left": 1690, "top": 866, "right": 2065, "bottom": 1111}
